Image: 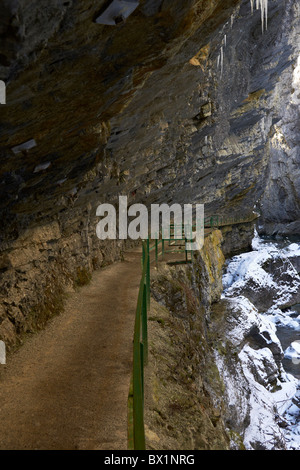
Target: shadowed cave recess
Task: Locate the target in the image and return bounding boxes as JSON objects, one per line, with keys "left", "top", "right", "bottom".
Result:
{"left": 0, "top": 0, "right": 300, "bottom": 451}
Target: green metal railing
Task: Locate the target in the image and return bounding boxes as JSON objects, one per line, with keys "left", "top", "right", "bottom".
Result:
{"left": 127, "top": 213, "right": 259, "bottom": 449}
{"left": 128, "top": 231, "right": 194, "bottom": 449}
{"left": 128, "top": 240, "right": 150, "bottom": 450}
{"left": 149, "top": 225, "right": 194, "bottom": 265}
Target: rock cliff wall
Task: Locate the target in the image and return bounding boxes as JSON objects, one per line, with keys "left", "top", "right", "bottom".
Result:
{"left": 145, "top": 230, "right": 232, "bottom": 450}
{"left": 145, "top": 229, "right": 298, "bottom": 450}
{"left": 0, "top": 0, "right": 299, "bottom": 343}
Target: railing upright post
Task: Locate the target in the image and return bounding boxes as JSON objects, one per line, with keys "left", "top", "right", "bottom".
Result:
{"left": 142, "top": 241, "right": 145, "bottom": 267}
{"left": 140, "top": 340, "right": 144, "bottom": 395}
{"left": 132, "top": 331, "right": 146, "bottom": 450}
{"left": 146, "top": 238, "right": 150, "bottom": 308}
{"left": 142, "top": 282, "right": 148, "bottom": 365}
{"left": 130, "top": 242, "right": 149, "bottom": 450}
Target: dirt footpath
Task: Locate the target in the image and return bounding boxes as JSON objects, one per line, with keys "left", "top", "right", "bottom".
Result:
{"left": 0, "top": 249, "right": 141, "bottom": 450}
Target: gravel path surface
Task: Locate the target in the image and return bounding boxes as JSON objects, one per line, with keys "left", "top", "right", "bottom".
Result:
{"left": 0, "top": 249, "right": 141, "bottom": 450}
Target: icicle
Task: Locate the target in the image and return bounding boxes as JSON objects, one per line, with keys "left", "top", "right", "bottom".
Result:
{"left": 216, "top": 43, "right": 224, "bottom": 76}
{"left": 263, "top": 0, "right": 268, "bottom": 31}
{"left": 250, "top": 0, "right": 268, "bottom": 32}
{"left": 220, "top": 45, "right": 224, "bottom": 76}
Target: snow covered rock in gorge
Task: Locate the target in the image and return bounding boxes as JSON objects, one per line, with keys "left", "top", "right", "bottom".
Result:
{"left": 217, "top": 234, "right": 300, "bottom": 449}
{"left": 222, "top": 235, "right": 300, "bottom": 312}
{"left": 212, "top": 295, "right": 298, "bottom": 450}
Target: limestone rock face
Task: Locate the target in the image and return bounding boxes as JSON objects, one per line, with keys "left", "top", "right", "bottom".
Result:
{"left": 0, "top": 0, "right": 300, "bottom": 342}
{"left": 257, "top": 15, "right": 300, "bottom": 237}
{"left": 146, "top": 229, "right": 230, "bottom": 450}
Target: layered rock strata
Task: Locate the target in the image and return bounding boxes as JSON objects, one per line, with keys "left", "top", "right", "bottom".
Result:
{"left": 0, "top": 0, "right": 299, "bottom": 343}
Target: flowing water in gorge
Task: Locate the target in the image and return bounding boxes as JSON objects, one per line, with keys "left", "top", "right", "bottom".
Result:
{"left": 222, "top": 232, "right": 300, "bottom": 449}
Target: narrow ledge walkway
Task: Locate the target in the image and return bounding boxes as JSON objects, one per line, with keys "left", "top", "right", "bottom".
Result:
{"left": 0, "top": 248, "right": 141, "bottom": 450}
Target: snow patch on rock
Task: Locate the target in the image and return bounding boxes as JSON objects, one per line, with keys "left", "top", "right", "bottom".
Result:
{"left": 218, "top": 232, "right": 300, "bottom": 449}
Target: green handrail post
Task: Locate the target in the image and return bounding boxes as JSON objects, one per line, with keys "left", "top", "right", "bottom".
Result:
{"left": 129, "top": 240, "right": 150, "bottom": 450}
{"left": 142, "top": 282, "right": 148, "bottom": 365}
{"left": 133, "top": 318, "right": 145, "bottom": 450}
{"left": 140, "top": 340, "right": 144, "bottom": 397}
{"left": 146, "top": 238, "right": 150, "bottom": 308}
{"left": 142, "top": 241, "right": 145, "bottom": 267}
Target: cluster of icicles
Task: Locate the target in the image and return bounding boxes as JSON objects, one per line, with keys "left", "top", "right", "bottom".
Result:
{"left": 250, "top": 0, "right": 268, "bottom": 32}
{"left": 217, "top": 0, "right": 268, "bottom": 75}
